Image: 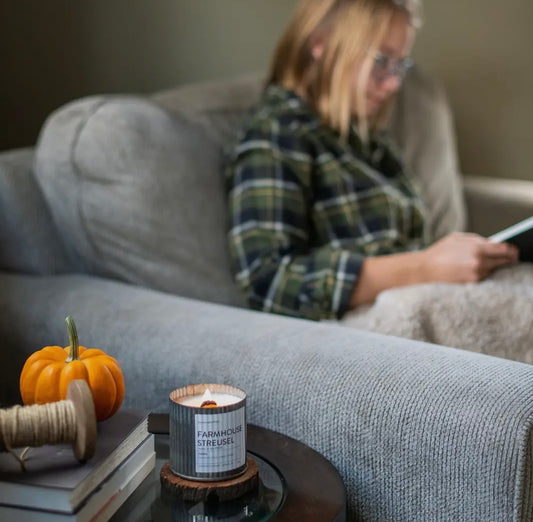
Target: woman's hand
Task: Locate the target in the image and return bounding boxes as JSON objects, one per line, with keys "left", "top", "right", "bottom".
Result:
{"left": 420, "top": 232, "right": 519, "bottom": 283}
{"left": 351, "top": 232, "right": 519, "bottom": 307}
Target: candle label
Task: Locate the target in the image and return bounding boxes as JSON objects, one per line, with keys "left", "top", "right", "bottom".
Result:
{"left": 194, "top": 408, "right": 246, "bottom": 473}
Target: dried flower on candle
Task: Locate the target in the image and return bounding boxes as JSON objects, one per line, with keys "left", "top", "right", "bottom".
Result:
{"left": 201, "top": 400, "right": 217, "bottom": 408}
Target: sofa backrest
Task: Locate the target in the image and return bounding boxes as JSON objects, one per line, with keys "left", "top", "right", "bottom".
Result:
{"left": 33, "top": 69, "right": 465, "bottom": 307}
{"left": 151, "top": 72, "right": 263, "bottom": 149}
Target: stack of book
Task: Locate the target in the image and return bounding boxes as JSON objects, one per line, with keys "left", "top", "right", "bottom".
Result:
{"left": 0, "top": 409, "right": 154, "bottom": 521}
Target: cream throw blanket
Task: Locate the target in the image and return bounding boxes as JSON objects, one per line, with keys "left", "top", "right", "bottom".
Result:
{"left": 340, "top": 263, "right": 533, "bottom": 364}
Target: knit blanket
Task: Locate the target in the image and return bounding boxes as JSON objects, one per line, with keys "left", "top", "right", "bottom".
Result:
{"left": 340, "top": 263, "right": 533, "bottom": 364}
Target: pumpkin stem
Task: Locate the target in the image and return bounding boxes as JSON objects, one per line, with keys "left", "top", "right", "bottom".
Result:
{"left": 65, "top": 316, "right": 81, "bottom": 362}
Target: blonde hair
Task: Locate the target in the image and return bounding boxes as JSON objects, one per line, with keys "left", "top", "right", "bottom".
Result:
{"left": 267, "top": 0, "right": 421, "bottom": 140}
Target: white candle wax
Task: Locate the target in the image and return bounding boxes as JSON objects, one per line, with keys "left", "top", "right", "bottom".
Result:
{"left": 178, "top": 389, "right": 241, "bottom": 407}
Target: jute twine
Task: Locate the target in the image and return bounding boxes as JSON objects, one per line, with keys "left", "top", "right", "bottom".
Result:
{"left": 0, "top": 400, "right": 77, "bottom": 470}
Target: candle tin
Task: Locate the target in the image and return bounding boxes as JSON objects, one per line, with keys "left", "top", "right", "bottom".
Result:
{"left": 169, "top": 383, "right": 247, "bottom": 481}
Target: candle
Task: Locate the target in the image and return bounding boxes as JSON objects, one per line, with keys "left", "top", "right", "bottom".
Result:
{"left": 169, "top": 384, "right": 247, "bottom": 481}
{"left": 177, "top": 388, "right": 241, "bottom": 408}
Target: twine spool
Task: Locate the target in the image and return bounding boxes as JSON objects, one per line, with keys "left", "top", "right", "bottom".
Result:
{"left": 0, "top": 380, "right": 97, "bottom": 467}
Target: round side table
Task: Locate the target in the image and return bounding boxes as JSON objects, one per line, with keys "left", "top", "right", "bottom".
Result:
{"left": 111, "top": 414, "right": 346, "bottom": 522}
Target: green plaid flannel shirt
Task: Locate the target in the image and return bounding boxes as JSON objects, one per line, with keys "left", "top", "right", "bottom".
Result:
{"left": 224, "top": 85, "right": 428, "bottom": 321}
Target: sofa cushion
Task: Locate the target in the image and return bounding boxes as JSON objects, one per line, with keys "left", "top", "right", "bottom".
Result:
{"left": 151, "top": 72, "right": 263, "bottom": 150}
{"left": 34, "top": 95, "right": 245, "bottom": 307}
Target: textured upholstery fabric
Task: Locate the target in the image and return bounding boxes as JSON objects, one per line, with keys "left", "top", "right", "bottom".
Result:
{"left": 0, "top": 148, "right": 70, "bottom": 274}
{"left": 34, "top": 96, "right": 108, "bottom": 272}
{"left": 1, "top": 271, "right": 533, "bottom": 521}
{"left": 151, "top": 72, "right": 263, "bottom": 148}
{"left": 34, "top": 96, "right": 245, "bottom": 307}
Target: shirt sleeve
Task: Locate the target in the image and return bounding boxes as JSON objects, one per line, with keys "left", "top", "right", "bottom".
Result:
{"left": 225, "top": 121, "right": 364, "bottom": 321}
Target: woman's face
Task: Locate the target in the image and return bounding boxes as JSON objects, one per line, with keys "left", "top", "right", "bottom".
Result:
{"left": 352, "top": 11, "right": 415, "bottom": 118}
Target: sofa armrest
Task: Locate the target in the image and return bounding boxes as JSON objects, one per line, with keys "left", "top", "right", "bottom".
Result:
{"left": 0, "top": 148, "right": 70, "bottom": 274}
{"left": 464, "top": 175, "right": 533, "bottom": 236}
{"left": 2, "top": 272, "right": 532, "bottom": 521}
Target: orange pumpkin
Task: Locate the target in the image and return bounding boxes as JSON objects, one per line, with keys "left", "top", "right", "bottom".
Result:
{"left": 19, "top": 316, "right": 125, "bottom": 421}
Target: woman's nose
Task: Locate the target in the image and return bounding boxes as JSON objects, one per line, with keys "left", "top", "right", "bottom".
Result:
{"left": 382, "top": 74, "right": 402, "bottom": 94}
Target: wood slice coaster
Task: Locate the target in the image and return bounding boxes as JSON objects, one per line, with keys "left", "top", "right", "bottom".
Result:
{"left": 160, "top": 457, "right": 259, "bottom": 502}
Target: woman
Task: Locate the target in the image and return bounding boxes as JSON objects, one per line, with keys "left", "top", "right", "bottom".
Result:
{"left": 224, "top": 0, "right": 517, "bottom": 321}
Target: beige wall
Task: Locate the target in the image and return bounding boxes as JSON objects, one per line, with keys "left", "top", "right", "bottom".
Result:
{"left": 2, "top": 0, "right": 532, "bottom": 181}
{"left": 413, "top": 1, "right": 533, "bottom": 180}
{"left": 0, "top": 0, "right": 297, "bottom": 152}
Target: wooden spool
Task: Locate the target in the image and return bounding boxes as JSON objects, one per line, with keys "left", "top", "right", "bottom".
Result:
{"left": 67, "top": 379, "right": 98, "bottom": 461}
{"left": 160, "top": 457, "right": 259, "bottom": 502}
{"left": 0, "top": 379, "right": 97, "bottom": 462}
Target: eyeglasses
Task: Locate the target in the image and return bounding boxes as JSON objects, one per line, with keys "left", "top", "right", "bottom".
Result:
{"left": 371, "top": 53, "right": 414, "bottom": 82}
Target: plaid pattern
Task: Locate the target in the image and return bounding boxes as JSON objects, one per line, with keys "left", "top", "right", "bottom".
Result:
{"left": 224, "top": 85, "right": 428, "bottom": 320}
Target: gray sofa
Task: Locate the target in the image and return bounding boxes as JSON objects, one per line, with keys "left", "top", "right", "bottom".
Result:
{"left": 2, "top": 71, "right": 533, "bottom": 521}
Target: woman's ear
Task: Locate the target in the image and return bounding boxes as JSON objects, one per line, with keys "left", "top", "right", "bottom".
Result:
{"left": 311, "top": 41, "right": 325, "bottom": 60}
{"left": 310, "top": 30, "right": 328, "bottom": 60}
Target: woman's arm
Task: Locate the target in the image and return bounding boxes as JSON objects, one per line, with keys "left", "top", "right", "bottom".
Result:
{"left": 351, "top": 232, "right": 519, "bottom": 306}
{"left": 226, "top": 111, "right": 518, "bottom": 318}
{"left": 225, "top": 123, "right": 364, "bottom": 321}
